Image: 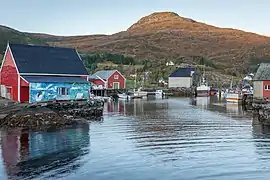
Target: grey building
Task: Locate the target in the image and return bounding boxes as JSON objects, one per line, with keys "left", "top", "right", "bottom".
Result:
{"left": 168, "top": 67, "right": 196, "bottom": 88}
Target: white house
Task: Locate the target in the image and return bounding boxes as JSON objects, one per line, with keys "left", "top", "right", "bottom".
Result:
{"left": 168, "top": 67, "right": 195, "bottom": 88}
{"left": 166, "top": 61, "right": 175, "bottom": 66}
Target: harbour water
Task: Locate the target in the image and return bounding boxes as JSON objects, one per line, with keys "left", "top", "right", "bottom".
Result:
{"left": 1, "top": 97, "right": 270, "bottom": 180}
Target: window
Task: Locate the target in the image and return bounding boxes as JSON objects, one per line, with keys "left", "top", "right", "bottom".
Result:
{"left": 264, "top": 85, "right": 270, "bottom": 90}
{"left": 114, "top": 75, "right": 119, "bottom": 79}
{"left": 58, "top": 87, "right": 69, "bottom": 95}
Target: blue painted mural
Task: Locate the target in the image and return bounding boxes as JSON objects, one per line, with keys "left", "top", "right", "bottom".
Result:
{"left": 29, "top": 82, "right": 90, "bottom": 103}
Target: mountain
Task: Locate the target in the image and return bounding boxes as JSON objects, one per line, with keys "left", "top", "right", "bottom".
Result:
{"left": 40, "top": 12, "right": 270, "bottom": 75}
{"left": 1, "top": 12, "right": 270, "bottom": 83}
{"left": 0, "top": 25, "right": 47, "bottom": 55}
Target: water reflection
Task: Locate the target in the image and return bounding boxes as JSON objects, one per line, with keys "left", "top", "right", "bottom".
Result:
{"left": 3, "top": 98, "right": 270, "bottom": 179}
{"left": 104, "top": 99, "right": 169, "bottom": 117}
{"left": 1, "top": 125, "right": 90, "bottom": 180}
{"left": 103, "top": 101, "right": 126, "bottom": 115}
{"left": 252, "top": 124, "right": 270, "bottom": 165}
{"left": 189, "top": 96, "right": 253, "bottom": 120}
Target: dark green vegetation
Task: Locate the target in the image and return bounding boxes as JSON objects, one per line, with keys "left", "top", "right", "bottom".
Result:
{"left": 81, "top": 52, "right": 179, "bottom": 83}
{"left": 0, "top": 25, "right": 47, "bottom": 64}
{"left": 81, "top": 52, "right": 140, "bottom": 74}
{"left": 0, "top": 25, "right": 47, "bottom": 53}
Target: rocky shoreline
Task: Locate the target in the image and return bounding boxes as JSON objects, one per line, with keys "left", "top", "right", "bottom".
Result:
{"left": 251, "top": 98, "right": 270, "bottom": 125}
{"left": 0, "top": 99, "right": 104, "bottom": 130}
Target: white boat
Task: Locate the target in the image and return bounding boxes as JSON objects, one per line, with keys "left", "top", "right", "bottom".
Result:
{"left": 225, "top": 77, "right": 243, "bottom": 103}
{"left": 226, "top": 91, "right": 243, "bottom": 103}
{"left": 197, "top": 84, "right": 210, "bottom": 97}
{"left": 118, "top": 93, "right": 131, "bottom": 100}
{"left": 196, "top": 66, "right": 210, "bottom": 97}
{"left": 155, "top": 90, "right": 164, "bottom": 98}
{"left": 89, "top": 93, "right": 112, "bottom": 102}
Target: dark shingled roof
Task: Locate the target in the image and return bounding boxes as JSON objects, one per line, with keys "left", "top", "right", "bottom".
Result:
{"left": 22, "top": 76, "right": 89, "bottom": 83}
{"left": 9, "top": 44, "right": 88, "bottom": 75}
{"left": 169, "top": 67, "right": 195, "bottom": 77}
{"left": 254, "top": 63, "right": 270, "bottom": 81}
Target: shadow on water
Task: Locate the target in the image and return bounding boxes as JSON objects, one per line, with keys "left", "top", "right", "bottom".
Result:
{"left": 0, "top": 124, "right": 90, "bottom": 180}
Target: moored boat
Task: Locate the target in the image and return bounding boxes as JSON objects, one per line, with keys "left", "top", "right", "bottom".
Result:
{"left": 196, "top": 65, "right": 210, "bottom": 97}
{"left": 226, "top": 90, "right": 243, "bottom": 103}
{"left": 155, "top": 90, "right": 164, "bottom": 98}
{"left": 197, "top": 84, "right": 210, "bottom": 97}
{"left": 209, "top": 88, "right": 218, "bottom": 96}
{"left": 118, "top": 93, "right": 131, "bottom": 100}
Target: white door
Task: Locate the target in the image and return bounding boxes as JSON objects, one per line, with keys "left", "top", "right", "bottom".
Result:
{"left": 113, "top": 82, "right": 120, "bottom": 89}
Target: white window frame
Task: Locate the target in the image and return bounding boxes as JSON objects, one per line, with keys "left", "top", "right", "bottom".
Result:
{"left": 58, "top": 87, "right": 69, "bottom": 96}
{"left": 114, "top": 75, "right": 119, "bottom": 79}
{"left": 264, "top": 85, "right": 270, "bottom": 90}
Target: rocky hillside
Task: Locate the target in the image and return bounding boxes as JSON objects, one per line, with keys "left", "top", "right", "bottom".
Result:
{"left": 1, "top": 12, "right": 270, "bottom": 81}
{"left": 40, "top": 12, "right": 270, "bottom": 75}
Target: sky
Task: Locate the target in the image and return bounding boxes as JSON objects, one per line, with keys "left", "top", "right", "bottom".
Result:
{"left": 1, "top": 0, "right": 270, "bottom": 36}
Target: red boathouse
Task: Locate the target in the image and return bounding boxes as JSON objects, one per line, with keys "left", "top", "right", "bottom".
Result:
{"left": 0, "top": 43, "right": 90, "bottom": 103}
{"left": 89, "top": 70, "right": 126, "bottom": 89}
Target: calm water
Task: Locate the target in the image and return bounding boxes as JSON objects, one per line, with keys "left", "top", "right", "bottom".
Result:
{"left": 1, "top": 97, "right": 270, "bottom": 180}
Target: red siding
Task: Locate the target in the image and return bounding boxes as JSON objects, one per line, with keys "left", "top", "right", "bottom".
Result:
{"left": 263, "top": 81, "right": 270, "bottom": 98}
{"left": 20, "top": 87, "right": 29, "bottom": 102}
{"left": 107, "top": 71, "right": 125, "bottom": 89}
{"left": 20, "top": 77, "right": 29, "bottom": 102}
{"left": 0, "top": 47, "right": 19, "bottom": 101}
{"left": 20, "top": 77, "right": 29, "bottom": 87}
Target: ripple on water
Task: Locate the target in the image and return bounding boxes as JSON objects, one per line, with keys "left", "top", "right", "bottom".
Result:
{"left": 1, "top": 98, "right": 270, "bottom": 180}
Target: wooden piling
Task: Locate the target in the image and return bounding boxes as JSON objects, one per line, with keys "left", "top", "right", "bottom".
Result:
{"left": 218, "top": 88, "right": 221, "bottom": 98}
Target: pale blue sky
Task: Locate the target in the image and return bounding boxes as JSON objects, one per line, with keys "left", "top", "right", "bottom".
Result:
{"left": 1, "top": 0, "right": 270, "bottom": 36}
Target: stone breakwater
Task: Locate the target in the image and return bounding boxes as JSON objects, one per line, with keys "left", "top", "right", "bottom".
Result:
{"left": 168, "top": 87, "right": 194, "bottom": 97}
{"left": 252, "top": 98, "right": 270, "bottom": 125}
{"left": 253, "top": 104, "right": 270, "bottom": 126}
{"left": 0, "top": 100, "right": 104, "bottom": 130}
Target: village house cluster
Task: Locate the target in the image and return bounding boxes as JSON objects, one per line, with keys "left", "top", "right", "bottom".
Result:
{"left": 1, "top": 43, "right": 267, "bottom": 104}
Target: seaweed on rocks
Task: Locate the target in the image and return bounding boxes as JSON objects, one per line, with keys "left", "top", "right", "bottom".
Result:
{"left": 0, "top": 99, "right": 104, "bottom": 130}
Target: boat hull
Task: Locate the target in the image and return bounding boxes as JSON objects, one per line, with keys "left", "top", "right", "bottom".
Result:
{"left": 226, "top": 93, "right": 242, "bottom": 103}
{"left": 118, "top": 94, "right": 130, "bottom": 100}
{"left": 197, "top": 90, "right": 209, "bottom": 97}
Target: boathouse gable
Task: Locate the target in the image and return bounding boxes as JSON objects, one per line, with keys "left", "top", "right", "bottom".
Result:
{"left": 0, "top": 44, "right": 19, "bottom": 101}
{"left": 0, "top": 43, "right": 90, "bottom": 103}
{"left": 168, "top": 67, "right": 195, "bottom": 88}
{"left": 89, "top": 70, "right": 125, "bottom": 89}
{"left": 253, "top": 63, "right": 270, "bottom": 98}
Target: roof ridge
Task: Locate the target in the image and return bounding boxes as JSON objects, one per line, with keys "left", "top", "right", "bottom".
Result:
{"left": 9, "top": 43, "right": 76, "bottom": 50}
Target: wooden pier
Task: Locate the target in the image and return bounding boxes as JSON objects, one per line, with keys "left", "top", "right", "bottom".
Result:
{"left": 91, "top": 88, "right": 170, "bottom": 99}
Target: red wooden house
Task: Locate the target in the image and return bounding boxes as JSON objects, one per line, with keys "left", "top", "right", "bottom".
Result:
{"left": 0, "top": 43, "right": 90, "bottom": 103}
{"left": 254, "top": 63, "right": 270, "bottom": 98}
{"left": 89, "top": 70, "right": 126, "bottom": 89}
